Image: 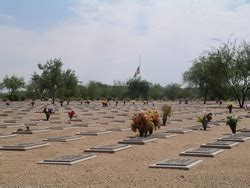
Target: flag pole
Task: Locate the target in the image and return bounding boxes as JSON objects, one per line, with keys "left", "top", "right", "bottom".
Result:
{"left": 139, "top": 54, "right": 141, "bottom": 78}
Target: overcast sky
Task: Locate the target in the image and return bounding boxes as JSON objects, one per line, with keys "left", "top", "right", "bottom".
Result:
{"left": 0, "top": 0, "right": 250, "bottom": 86}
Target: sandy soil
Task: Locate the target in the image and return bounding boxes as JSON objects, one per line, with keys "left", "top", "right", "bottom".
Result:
{"left": 0, "top": 101, "right": 249, "bottom": 188}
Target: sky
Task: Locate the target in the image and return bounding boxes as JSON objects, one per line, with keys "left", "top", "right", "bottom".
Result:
{"left": 0, "top": 0, "right": 250, "bottom": 86}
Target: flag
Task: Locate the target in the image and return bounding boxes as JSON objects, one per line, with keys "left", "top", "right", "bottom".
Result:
{"left": 133, "top": 65, "right": 140, "bottom": 78}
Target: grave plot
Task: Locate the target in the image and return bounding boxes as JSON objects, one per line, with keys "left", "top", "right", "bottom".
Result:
{"left": 179, "top": 147, "right": 224, "bottom": 157}
{"left": 200, "top": 141, "right": 238, "bottom": 149}
{"left": 0, "top": 123, "right": 23, "bottom": 128}
{"left": 106, "top": 127, "right": 130, "bottom": 132}
{"left": 38, "top": 153, "right": 97, "bottom": 165}
{"left": 49, "top": 126, "right": 78, "bottom": 130}
{"left": 170, "top": 118, "right": 184, "bottom": 122}
{"left": 149, "top": 158, "right": 203, "bottom": 170}
{"left": 0, "top": 142, "right": 50, "bottom": 151}
{"left": 165, "top": 128, "right": 193, "bottom": 134}
{"left": 148, "top": 132, "right": 177, "bottom": 139}
{"left": 12, "top": 128, "right": 50, "bottom": 134}
{"left": 74, "top": 123, "right": 100, "bottom": 127}
{"left": 0, "top": 133, "right": 17, "bottom": 139}
{"left": 241, "top": 128, "right": 250, "bottom": 133}
{"left": 84, "top": 144, "right": 132, "bottom": 153}
{"left": 217, "top": 135, "right": 250, "bottom": 142}
{"left": 76, "top": 130, "right": 112, "bottom": 136}
{"left": 118, "top": 137, "right": 157, "bottom": 145}
{"left": 185, "top": 125, "right": 202, "bottom": 131}
{"left": 4, "top": 120, "right": 17, "bottom": 123}
{"left": 43, "top": 135, "right": 84, "bottom": 142}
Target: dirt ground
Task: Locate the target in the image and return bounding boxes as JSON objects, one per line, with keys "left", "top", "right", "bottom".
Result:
{"left": 0, "top": 101, "right": 249, "bottom": 187}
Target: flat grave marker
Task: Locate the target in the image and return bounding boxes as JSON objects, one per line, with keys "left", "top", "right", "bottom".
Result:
{"left": 76, "top": 130, "right": 112, "bottom": 136}
{"left": 241, "top": 128, "right": 250, "bottom": 133}
{"left": 148, "top": 132, "right": 177, "bottom": 139}
{"left": 0, "top": 123, "right": 23, "bottom": 128}
{"left": 179, "top": 147, "right": 224, "bottom": 157}
{"left": 0, "top": 133, "right": 17, "bottom": 139}
{"left": 85, "top": 144, "right": 132, "bottom": 153}
{"left": 149, "top": 158, "right": 203, "bottom": 170}
{"left": 217, "top": 135, "right": 250, "bottom": 142}
{"left": 12, "top": 128, "right": 50, "bottom": 134}
{"left": 43, "top": 135, "right": 84, "bottom": 142}
{"left": 0, "top": 142, "right": 50, "bottom": 151}
{"left": 38, "top": 153, "right": 96, "bottom": 165}
{"left": 165, "top": 128, "right": 193, "bottom": 134}
{"left": 118, "top": 137, "right": 157, "bottom": 145}
{"left": 106, "top": 127, "right": 130, "bottom": 132}
{"left": 200, "top": 141, "right": 238, "bottom": 149}
{"left": 49, "top": 126, "right": 78, "bottom": 130}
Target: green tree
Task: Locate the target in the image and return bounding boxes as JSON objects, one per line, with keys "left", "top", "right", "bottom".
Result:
{"left": 127, "top": 78, "right": 150, "bottom": 99}
{"left": 216, "top": 40, "right": 250, "bottom": 107}
{"left": 183, "top": 56, "right": 212, "bottom": 104}
{"left": 0, "top": 75, "right": 25, "bottom": 94}
{"left": 164, "top": 83, "right": 183, "bottom": 100}
{"left": 35, "top": 58, "right": 63, "bottom": 103}
{"left": 149, "top": 84, "right": 164, "bottom": 100}
{"left": 60, "top": 69, "right": 78, "bottom": 101}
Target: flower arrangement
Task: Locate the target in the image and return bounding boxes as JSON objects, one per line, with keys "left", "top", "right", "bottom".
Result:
{"left": 197, "top": 112, "right": 213, "bottom": 130}
{"left": 131, "top": 109, "right": 160, "bottom": 137}
{"left": 227, "top": 102, "right": 234, "bottom": 113}
{"left": 161, "top": 104, "right": 172, "bottom": 126}
{"left": 102, "top": 100, "right": 108, "bottom": 107}
{"left": 146, "top": 109, "right": 160, "bottom": 129}
{"left": 226, "top": 115, "right": 238, "bottom": 133}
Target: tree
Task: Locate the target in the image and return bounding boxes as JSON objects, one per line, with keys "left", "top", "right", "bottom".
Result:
{"left": 149, "top": 84, "right": 165, "bottom": 100}
{"left": 0, "top": 75, "right": 25, "bottom": 100}
{"left": 127, "top": 78, "right": 150, "bottom": 99}
{"left": 0, "top": 75, "right": 25, "bottom": 94}
{"left": 60, "top": 69, "right": 78, "bottom": 101}
{"left": 164, "top": 83, "right": 183, "bottom": 100}
{"left": 183, "top": 58, "right": 211, "bottom": 104}
{"left": 35, "top": 58, "right": 63, "bottom": 103}
{"left": 215, "top": 40, "right": 249, "bottom": 107}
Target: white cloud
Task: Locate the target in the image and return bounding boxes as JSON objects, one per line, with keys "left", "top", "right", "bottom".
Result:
{"left": 0, "top": 0, "right": 250, "bottom": 85}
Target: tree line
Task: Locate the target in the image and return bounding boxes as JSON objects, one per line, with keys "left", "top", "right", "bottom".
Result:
{"left": 0, "top": 39, "right": 249, "bottom": 107}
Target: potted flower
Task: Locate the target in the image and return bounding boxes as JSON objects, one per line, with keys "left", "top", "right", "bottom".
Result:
{"left": 227, "top": 102, "right": 234, "bottom": 114}
{"left": 197, "top": 113, "right": 213, "bottom": 131}
{"left": 43, "top": 108, "right": 53, "bottom": 121}
{"left": 146, "top": 109, "right": 161, "bottom": 130}
{"left": 226, "top": 115, "right": 238, "bottom": 134}
{"left": 161, "top": 104, "right": 172, "bottom": 126}
{"left": 68, "top": 110, "right": 75, "bottom": 123}
{"left": 131, "top": 109, "right": 160, "bottom": 137}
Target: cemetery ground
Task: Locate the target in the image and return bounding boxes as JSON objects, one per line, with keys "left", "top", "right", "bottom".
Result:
{"left": 0, "top": 101, "right": 249, "bottom": 187}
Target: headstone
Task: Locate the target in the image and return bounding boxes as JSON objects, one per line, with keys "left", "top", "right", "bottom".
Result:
{"left": 0, "top": 142, "right": 50, "bottom": 151}
{"left": 149, "top": 158, "right": 203, "bottom": 170}
{"left": 84, "top": 144, "right": 132, "bottom": 153}
{"left": 49, "top": 126, "right": 77, "bottom": 130}
{"left": 12, "top": 128, "right": 50, "bottom": 134}
{"left": 179, "top": 147, "right": 224, "bottom": 157}
{"left": 201, "top": 141, "right": 238, "bottom": 149}
{"left": 38, "top": 153, "right": 96, "bottom": 165}
{"left": 43, "top": 135, "right": 84, "bottom": 142}
{"left": 118, "top": 137, "right": 157, "bottom": 145}
{"left": 149, "top": 133, "right": 177, "bottom": 139}
{"left": 241, "top": 128, "right": 250, "bottom": 133}
{"left": 106, "top": 127, "right": 130, "bottom": 132}
{"left": 165, "top": 128, "right": 193, "bottom": 134}
{"left": 0, "top": 123, "right": 23, "bottom": 128}
{"left": 0, "top": 133, "right": 17, "bottom": 139}
{"left": 217, "top": 135, "right": 250, "bottom": 142}
{"left": 76, "top": 130, "right": 112, "bottom": 136}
